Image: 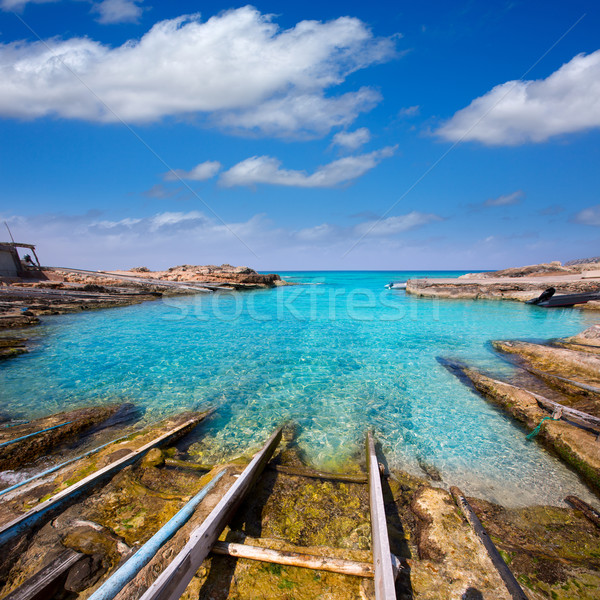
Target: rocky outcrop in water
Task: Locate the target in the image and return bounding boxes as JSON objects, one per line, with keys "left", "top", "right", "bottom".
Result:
{"left": 406, "top": 260, "right": 600, "bottom": 307}
{"left": 0, "top": 263, "right": 286, "bottom": 334}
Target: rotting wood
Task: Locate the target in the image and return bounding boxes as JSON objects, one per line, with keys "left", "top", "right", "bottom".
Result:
{"left": 138, "top": 426, "right": 284, "bottom": 600}
{"left": 3, "top": 548, "right": 83, "bottom": 600}
{"left": 166, "top": 459, "right": 370, "bottom": 483}
{"left": 268, "top": 464, "right": 368, "bottom": 484}
{"left": 565, "top": 495, "right": 600, "bottom": 529}
{"left": 367, "top": 431, "right": 397, "bottom": 600}
{"left": 482, "top": 376, "right": 600, "bottom": 433}
{"left": 0, "top": 416, "right": 205, "bottom": 547}
{"left": 450, "top": 487, "right": 528, "bottom": 600}
{"left": 211, "top": 541, "right": 404, "bottom": 578}
{"left": 164, "top": 458, "right": 211, "bottom": 471}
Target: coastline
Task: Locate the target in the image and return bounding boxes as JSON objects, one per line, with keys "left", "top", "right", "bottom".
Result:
{"left": 0, "top": 269, "right": 599, "bottom": 598}
{"left": 0, "top": 263, "right": 286, "bottom": 359}
{"left": 406, "top": 260, "right": 600, "bottom": 309}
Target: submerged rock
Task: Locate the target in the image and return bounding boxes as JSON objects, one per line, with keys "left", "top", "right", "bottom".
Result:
{"left": 0, "top": 404, "right": 121, "bottom": 471}
{"left": 493, "top": 340, "right": 600, "bottom": 386}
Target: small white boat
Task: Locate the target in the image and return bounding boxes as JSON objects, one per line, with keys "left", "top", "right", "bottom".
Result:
{"left": 384, "top": 281, "right": 406, "bottom": 289}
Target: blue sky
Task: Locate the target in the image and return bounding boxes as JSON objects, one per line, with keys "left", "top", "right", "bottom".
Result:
{"left": 0, "top": 0, "right": 599, "bottom": 270}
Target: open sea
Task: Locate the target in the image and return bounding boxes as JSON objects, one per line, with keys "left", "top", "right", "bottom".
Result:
{"left": 1, "top": 271, "right": 598, "bottom": 507}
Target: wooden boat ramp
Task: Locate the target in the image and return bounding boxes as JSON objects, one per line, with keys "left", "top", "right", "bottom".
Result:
{"left": 1, "top": 406, "right": 599, "bottom": 599}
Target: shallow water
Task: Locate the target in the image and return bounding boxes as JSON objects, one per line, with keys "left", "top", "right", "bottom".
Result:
{"left": 0, "top": 271, "right": 598, "bottom": 506}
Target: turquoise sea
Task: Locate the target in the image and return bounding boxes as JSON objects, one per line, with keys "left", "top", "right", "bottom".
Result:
{"left": 0, "top": 271, "right": 598, "bottom": 507}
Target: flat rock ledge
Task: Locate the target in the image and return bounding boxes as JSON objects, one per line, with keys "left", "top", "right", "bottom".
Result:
{"left": 406, "top": 260, "right": 600, "bottom": 308}
{"left": 461, "top": 366, "right": 600, "bottom": 492}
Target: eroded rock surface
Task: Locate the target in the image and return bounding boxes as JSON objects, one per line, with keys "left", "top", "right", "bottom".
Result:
{"left": 461, "top": 367, "right": 600, "bottom": 491}
{"left": 0, "top": 405, "right": 120, "bottom": 471}
{"left": 493, "top": 339, "right": 600, "bottom": 387}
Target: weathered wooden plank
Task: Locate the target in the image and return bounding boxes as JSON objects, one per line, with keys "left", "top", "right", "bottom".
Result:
{"left": 212, "top": 541, "right": 376, "bottom": 577}
{"left": 366, "top": 431, "right": 396, "bottom": 600}
{"left": 565, "top": 495, "right": 600, "bottom": 529}
{"left": 3, "top": 549, "right": 83, "bottom": 600}
{"left": 450, "top": 487, "right": 528, "bottom": 600}
{"left": 486, "top": 377, "right": 600, "bottom": 431}
{"left": 139, "top": 426, "right": 283, "bottom": 600}
{"left": 0, "top": 416, "right": 204, "bottom": 547}
{"left": 268, "top": 464, "right": 368, "bottom": 484}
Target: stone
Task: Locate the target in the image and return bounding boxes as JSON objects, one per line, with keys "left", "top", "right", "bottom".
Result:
{"left": 141, "top": 447, "right": 165, "bottom": 468}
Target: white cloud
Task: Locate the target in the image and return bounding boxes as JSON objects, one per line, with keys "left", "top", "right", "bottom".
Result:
{"left": 164, "top": 161, "right": 222, "bottom": 182}
{"left": 1, "top": 208, "right": 444, "bottom": 270}
{"left": 0, "top": 7, "right": 396, "bottom": 135}
{"left": 213, "top": 88, "right": 380, "bottom": 138}
{"left": 437, "top": 50, "right": 600, "bottom": 145}
{"left": 573, "top": 205, "right": 600, "bottom": 226}
{"left": 332, "top": 127, "right": 371, "bottom": 150}
{"left": 354, "top": 211, "right": 441, "bottom": 237}
{"left": 484, "top": 190, "right": 523, "bottom": 207}
{"left": 92, "top": 0, "right": 143, "bottom": 24}
{"left": 398, "top": 105, "right": 419, "bottom": 117}
{"left": 219, "top": 146, "right": 396, "bottom": 188}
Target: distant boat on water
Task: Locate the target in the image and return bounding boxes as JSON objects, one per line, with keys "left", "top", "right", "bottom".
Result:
{"left": 384, "top": 281, "right": 406, "bottom": 289}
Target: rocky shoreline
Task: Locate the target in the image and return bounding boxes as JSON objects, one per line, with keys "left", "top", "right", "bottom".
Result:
{"left": 406, "top": 260, "right": 600, "bottom": 308}
{"left": 0, "top": 403, "right": 598, "bottom": 599}
{"left": 0, "top": 263, "right": 285, "bottom": 360}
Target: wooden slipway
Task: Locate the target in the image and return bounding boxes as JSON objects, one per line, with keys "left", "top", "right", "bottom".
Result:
{"left": 0, "top": 416, "right": 204, "bottom": 547}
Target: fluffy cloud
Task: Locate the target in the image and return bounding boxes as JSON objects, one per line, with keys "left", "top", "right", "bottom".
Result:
{"left": 332, "top": 127, "right": 371, "bottom": 150}
{"left": 220, "top": 146, "right": 396, "bottom": 188}
{"left": 1, "top": 208, "right": 444, "bottom": 270}
{"left": 164, "top": 161, "right": 222, "bottom": 182}
{"left": 484, "top": 190, "right": 523, "bottom": 207}
{"left": 437, "top": 50, "right": 600, "bottom": 145}
{"left": 573, "top": 205, "right": 600, "bottom": 226}
{"left": 0, "top": 7, "right": 395, "bottom": 135}
{"left": 92, "top": 0, "right": 144, "bottom": 24}
{"left": 354, "top": 212, "right": 441, "bottom": 236}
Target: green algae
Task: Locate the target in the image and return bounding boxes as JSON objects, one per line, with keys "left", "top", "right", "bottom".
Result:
{"left": 468, "top": 497, "right": 600, "bottom": 599}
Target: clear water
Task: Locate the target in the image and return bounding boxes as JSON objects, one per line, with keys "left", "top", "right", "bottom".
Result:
{"left": 0, "top": 271, "right": 598, "bottom": 507}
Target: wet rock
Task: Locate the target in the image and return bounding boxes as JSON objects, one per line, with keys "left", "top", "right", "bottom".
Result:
{"left": 410, "top": 486, "right": 512, "bottom": 599}
{"left": 462, "top": 367, "right": 600, "bottom": 491}
{"left": 0, "top": 404, "right": 121, "bottom": 471}
{"left": 467, "top": 497, "right": 600, "bottom": 599}
{"left": 141, "top": 447, "right": 165, "bottom": 468}
{"left": 64, "top": 554, "right": 105, "bottom": 593}
{"left": 493, "top": 339, "right": 600, "bottom": 385}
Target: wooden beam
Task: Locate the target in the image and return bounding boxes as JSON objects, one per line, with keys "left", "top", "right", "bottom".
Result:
{"left": 139, "top": 426, "right": 283, "bottom": 600}
{"left": 3, "top": 549, "right": 83, "bottom": 600}
{"left": 164, "top": 459, "right": 369, "bottom": 484}
{"left": 487, "top": 377, "right": 600, "bottom": 432}
{"left": 450, "top": 487, "right": 528, "bottom": 600}
{"left": 268, "top": 464, "right": 368, "bottom": 484}
{"left": 212, "top": 541, "right": 375, "bottom": 578}
{"left": 366, "top": 432, "right": 397, "bottom": 600}
{"left": 565, "top": 495, "right": 600, "bottom": 529}
{"left": 0, "top": 416, "right": 204, "bottom": 547}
